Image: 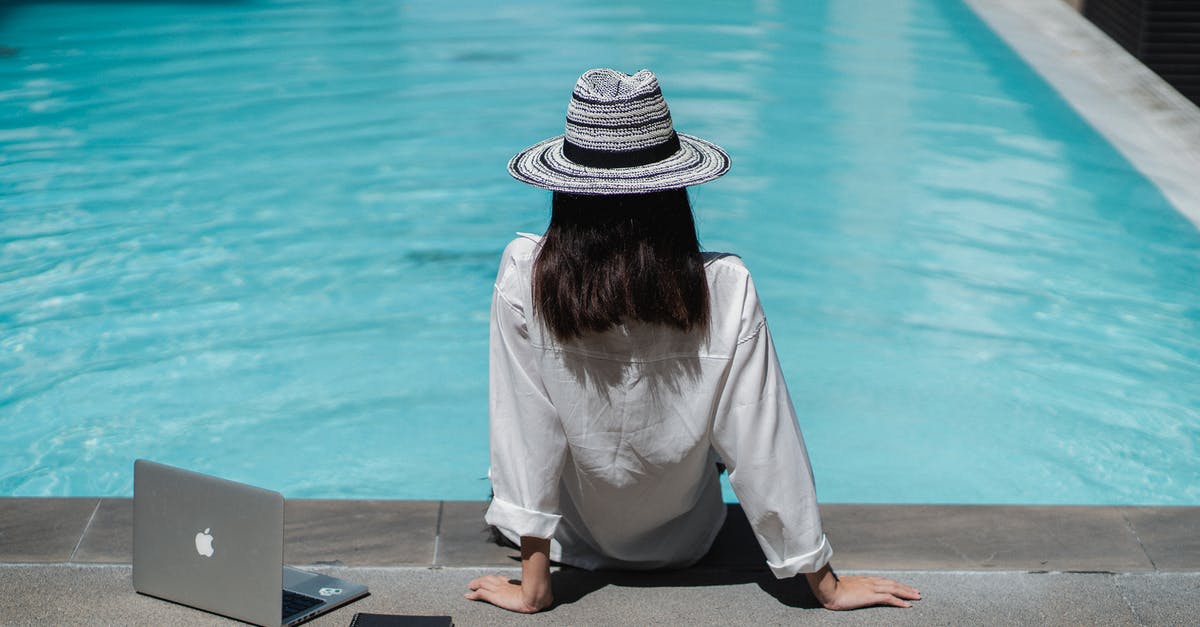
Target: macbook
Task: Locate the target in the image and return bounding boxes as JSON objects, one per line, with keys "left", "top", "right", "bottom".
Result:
{"left": 133, "top": 459, "right": 368, "bottom": 626}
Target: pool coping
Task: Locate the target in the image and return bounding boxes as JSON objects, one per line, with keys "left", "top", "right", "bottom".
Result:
{"left": 966, "top": 0, "right": 1200, "bottom": 228}
{"left": 2, "top": 498, "right": 1197, "bottom": 573}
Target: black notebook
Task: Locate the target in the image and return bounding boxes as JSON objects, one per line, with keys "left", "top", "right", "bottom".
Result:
{"left": 348, "top": 613, "right": 453, "bottom": 627}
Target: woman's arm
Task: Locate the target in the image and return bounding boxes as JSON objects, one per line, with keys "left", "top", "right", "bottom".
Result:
{"left": 804, "top": 564, "right": 921, "bottom": 610}
{"left": 484, "top": 240, "right": 567, "bottom": 542}
{"left": 709, "top": 267, "right": 921, "bottom": 609}
{"left": 465, "top": 536, "right": 553, "bottom": 613}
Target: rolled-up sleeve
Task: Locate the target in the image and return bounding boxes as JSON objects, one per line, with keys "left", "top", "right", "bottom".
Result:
{"left": 709, "top": 276, "right": 833, "bottom": 578}
{"left": 484, "top": 243, "right": 568, "bottom": 539}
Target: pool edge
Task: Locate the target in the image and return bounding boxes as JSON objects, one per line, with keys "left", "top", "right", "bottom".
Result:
{"left": 965, "top": 0, "right": 1200, "bottom": 229}
{"left": 2, "top": 498, "right": 1196, "bottom": 572}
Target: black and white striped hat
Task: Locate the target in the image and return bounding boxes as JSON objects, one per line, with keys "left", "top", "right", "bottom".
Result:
{"left": 508, "top": 68, "right": 730, "bottom": 195}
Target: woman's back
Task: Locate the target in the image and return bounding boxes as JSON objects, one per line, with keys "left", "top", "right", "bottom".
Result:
{"left": 489, "top": 233, "right": 829, "bottom": 573}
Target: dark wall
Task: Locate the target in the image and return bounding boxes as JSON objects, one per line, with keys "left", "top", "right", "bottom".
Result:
{"left": 1082, "top": 0, "right": 1200, "bottom": 106}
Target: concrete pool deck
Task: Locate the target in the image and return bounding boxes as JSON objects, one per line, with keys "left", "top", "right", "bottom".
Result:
{"left": 2, "top": 499, "right": 1199, "bottom": 625}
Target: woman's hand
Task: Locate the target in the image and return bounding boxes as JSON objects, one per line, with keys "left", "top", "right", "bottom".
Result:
{"left": 465, "top": 535, "right": 553, "bottom": 613}
{"left": 465, "top": 574, "right": 552, "bottom": 613}
{"left": 804, "top": 564, "right": 921, "bottom": 610}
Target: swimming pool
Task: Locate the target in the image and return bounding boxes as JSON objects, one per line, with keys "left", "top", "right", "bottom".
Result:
{"left": 2, "top": 0, "right": 1198, "bottom": 504}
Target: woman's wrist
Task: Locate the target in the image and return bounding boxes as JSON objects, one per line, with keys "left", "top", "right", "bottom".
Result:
{"left": 803, "top": 564, "right": 839, "bottom": 607}
{"left": 520, "top": 536, "right": 554, "bottom": 611}
{"left": 520, "top": 578, "right": 552, "bottom": 611}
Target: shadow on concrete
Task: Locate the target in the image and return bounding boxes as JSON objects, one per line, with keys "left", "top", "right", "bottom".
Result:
{"left": 544, "top": 504, "right": 821, "bottom": 610}
{"left": 549, "top": 567, "right": 822, "bottom": 610}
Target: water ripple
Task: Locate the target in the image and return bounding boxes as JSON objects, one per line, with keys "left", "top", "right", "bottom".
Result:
{"left": 1, "top": 0, "right": 1198, "bottom": 504}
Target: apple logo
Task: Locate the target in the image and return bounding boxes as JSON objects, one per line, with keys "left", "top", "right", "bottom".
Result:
{"left": 194, "top": 528, "right": 215, "bottom": 557}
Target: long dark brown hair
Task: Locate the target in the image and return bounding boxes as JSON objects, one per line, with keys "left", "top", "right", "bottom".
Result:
{"left": 532, "top": 189, "right": 710, "bottom": 341}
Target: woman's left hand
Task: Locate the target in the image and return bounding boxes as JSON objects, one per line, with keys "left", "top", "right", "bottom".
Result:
{"left": 465, "top": 574, "right": 552, "bottom": 613}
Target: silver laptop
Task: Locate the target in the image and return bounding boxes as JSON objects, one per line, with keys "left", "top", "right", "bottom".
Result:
{"left": 133, "top": 459, "right": 369, "bottom": 626}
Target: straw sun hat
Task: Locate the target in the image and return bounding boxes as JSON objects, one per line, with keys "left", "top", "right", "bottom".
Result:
{"left": 507, "top": 68, "right": 731, "bottom": 195}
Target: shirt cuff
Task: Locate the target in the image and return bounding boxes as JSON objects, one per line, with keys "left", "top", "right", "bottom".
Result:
{"left": 766, "top": 534, "right": 834, "bottom": 578}
{"left": 485, "top": 495, "right": 562, "bottom": 539}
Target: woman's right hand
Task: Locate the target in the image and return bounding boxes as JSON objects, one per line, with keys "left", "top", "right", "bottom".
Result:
{"left": 464, "top": 574, "right": 552, "bottom": 613}
{"left": 804, "top": 564, "right": 922, "bottom": 610}
{"left": 465, "top": 535, "right": 554, "bottom": 613}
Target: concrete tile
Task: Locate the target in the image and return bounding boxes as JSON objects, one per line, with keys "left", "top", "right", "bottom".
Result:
{"left": 0, "top": 498, "right": 99, "bottom": 563}
{"left": 874, "top": 571, "right": 1137, "bottom": 627}
{"left": 73, "top": 498, "right": 133, "bottom": 564}
{"left": 820, "top": 505, "right": 1154, "bottom": 571}
{"left": 1122, "top": 507, "right": 1200, "bottom": 571}
{"left": 1116, "top": 572, "right": 1200, "bottom": 625}
{"left": 1011, "top": 572, "right": 1137, "bottom": 626}
{"left": 315, "top": 567, "right": 1140, "bottom": 627}
{"left": 10, "top": 565, "right": 1200, "bottom": 626}
{"left": 3, "top": 500, "right": 1187, "bottom": 575}
{"left": 284, "top": 499, "right": 438, "bottom": 567}
{"left": 0, "top": 564, "right": 230, "bottom": 626}
{"left": 434, "top": 501, "right": 519, "bottom": 567}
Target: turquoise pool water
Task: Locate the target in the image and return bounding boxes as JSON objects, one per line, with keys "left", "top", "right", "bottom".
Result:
{"left": 2, "top": 0, "right": 1198, "bottom": 504}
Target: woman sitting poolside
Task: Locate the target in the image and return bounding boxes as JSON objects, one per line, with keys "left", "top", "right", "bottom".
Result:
{"left": 465, "top": 68, "right": 920, "bottom": 614}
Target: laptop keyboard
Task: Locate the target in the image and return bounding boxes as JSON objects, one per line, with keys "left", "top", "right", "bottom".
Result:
{"left": 282, "top": 589, "right": 324, "bottom": 619}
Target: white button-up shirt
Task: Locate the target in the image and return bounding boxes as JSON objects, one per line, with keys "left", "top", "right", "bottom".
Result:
{"left": 485, "top": 234, "right": 832, "bottom": 577}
